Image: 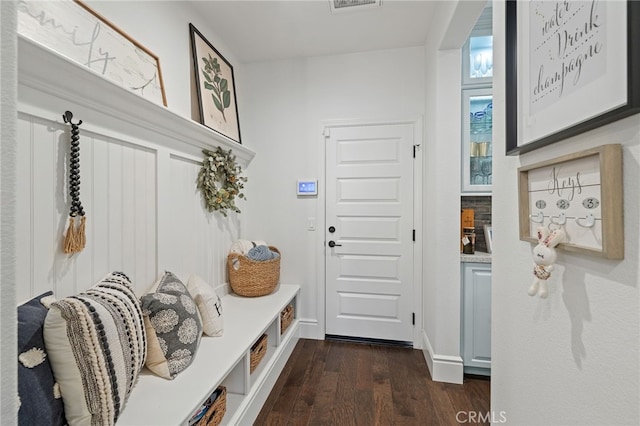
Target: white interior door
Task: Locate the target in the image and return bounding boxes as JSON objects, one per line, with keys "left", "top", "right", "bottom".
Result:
{"left": 325, "top": 122, "right": 415, "bottom": 343}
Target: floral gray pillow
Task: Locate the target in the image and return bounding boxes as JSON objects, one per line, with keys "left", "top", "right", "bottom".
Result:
{"left": 141, "top": 272, "right": 202, "bottom": 379}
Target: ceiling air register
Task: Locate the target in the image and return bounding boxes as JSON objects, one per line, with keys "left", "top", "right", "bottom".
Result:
{"left": 329, "top": 0, "right": 381, "bottom": 13}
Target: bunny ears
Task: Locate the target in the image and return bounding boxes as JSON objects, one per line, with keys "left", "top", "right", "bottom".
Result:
{"left": 536, "top": 226, "right": 566, "bottom": 248}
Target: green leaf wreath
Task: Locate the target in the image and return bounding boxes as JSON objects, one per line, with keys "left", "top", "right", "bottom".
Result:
{"left": 197, "top": 147, "right": 247, "bottom": 216}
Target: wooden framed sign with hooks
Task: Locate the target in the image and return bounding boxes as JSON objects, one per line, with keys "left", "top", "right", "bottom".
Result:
{"left": 518, "top": 144, "right": 623, "bottom": 259}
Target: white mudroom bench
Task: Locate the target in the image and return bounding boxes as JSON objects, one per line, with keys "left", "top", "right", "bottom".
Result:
{"left": 118, "top": 284, "right": 300, "bottom": 425}
{"left": 17, "top": 33, "right": 299, "bottom": 426}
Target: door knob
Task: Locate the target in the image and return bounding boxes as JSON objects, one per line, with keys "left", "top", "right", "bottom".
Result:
{"left": 328, "top": 240, "right": 342, "bottom": 247}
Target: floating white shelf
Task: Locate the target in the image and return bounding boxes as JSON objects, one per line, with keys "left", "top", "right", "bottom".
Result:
{"left": 17, "top": 35, "right": 255, "bottom": 167}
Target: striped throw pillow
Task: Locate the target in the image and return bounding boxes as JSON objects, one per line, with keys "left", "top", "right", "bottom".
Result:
{"left": 44, "top": 272, "right": 146, "bottom": 425}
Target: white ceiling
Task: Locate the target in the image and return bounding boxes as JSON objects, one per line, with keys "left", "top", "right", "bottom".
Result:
{"left": 189, "top": 0, "right": 438, "bottom": 63}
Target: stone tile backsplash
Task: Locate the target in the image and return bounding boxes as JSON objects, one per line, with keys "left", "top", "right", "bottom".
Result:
{"left": 461, "top": 196, "right": 492, "bottom": 253}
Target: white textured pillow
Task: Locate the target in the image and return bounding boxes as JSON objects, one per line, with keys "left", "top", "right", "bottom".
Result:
{"left": 44, "top": 272, "right": 146, "bottom": 425}
{"left": 229, "top": 239, "right": 267, "bottom": 255}
{"left": 187, "top": 274, "right": 224, "bottom": 337}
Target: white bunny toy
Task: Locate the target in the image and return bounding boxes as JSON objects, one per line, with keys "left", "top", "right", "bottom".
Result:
{"left": 528, "top": 226, "right": 566, "bottom": 298}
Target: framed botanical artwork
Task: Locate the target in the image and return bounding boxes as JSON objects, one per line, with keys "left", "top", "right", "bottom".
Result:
{"left": 189, "top": 24, "right": 242, "bottom": 144}
{"left": 518, "top": 144, "right": 623, "bottom": 259}
{"left": 18, "top": 0, "right": 167, "bottom": 106}
{"left": 506, "top": 0, "right": 640, "bottom": 155}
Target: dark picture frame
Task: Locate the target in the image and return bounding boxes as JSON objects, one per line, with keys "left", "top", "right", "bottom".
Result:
{"left": 189, "top": 23, "right": 241, "bottom": 144}
{"left": 506, "top": 0, "right": 640, "bottom": 155}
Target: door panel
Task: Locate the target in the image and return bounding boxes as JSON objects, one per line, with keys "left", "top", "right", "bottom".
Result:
{"left": 338, "top": 177, "right": 400, "bottom": 201}
{"left": 337, "top": 292, "right": 400, "bottom": 318}
{"left": 338, "top": 255, "right": 400, "bottom": 280}
{"left": 325, "top": 123, "right": 414, "bottom": 342}
{"left": 338, "top": 217, "right": 400, "bottom": 241}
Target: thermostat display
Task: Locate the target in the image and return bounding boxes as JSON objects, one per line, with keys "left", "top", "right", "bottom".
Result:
{"left": 297, "top": 180, "right": 318, "bottom": 196}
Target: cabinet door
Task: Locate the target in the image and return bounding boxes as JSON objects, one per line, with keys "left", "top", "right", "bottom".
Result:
{"left": 462, "top": 263, "right": 492, "bottom": 371}
{"left": 462, "top": 88, "right": 492, "bottom": 193}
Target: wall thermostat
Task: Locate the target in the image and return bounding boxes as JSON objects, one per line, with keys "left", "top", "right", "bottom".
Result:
{"left": 297, "top": 180, "right": 318, "bottom": 196}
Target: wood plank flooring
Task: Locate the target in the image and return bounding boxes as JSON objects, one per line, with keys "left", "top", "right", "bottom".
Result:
{"left": 255, "top": 339, "right": 490, "bottom": 426}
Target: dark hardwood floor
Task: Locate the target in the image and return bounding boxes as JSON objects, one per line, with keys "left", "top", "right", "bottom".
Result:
{"left": 255, "top": 338, "right": 490, "bottom": 426}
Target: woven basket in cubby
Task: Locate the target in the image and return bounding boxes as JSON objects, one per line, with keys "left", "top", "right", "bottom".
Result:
{"left": 194, "top": 386, "right": 226, "bottom": 426}
{"left": 280, "top": 304, "right": 294, "bottom": 335}
{"left": 250, "top": 334, "right": 268, "bottom": 373}
{"left": 227, "top": 246, "right": 280, "bottom": 297}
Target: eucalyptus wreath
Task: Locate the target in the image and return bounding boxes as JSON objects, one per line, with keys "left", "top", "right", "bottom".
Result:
{"left": 197, "top": 147, "right": 247, "bottom": 216}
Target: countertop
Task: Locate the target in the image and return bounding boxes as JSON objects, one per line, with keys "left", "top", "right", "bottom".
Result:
{"left": 460, "top": 251, "right": 492, "bottom": 263}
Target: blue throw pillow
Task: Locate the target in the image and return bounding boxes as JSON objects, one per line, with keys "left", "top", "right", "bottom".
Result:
{"left": 17, "top": 291, "right": 66, "bottom": 426}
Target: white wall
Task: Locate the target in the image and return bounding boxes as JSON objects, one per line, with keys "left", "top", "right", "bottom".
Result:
{"left": 1, "top": 2, "right": 18, "bottom": 423}
{"left": 15, "top": 0, "right": 425, "bottom": 336}
{"left": 238, "top": 47, "right": 425, "bottom": 336}
{"left": 421, "top": 0, "right": 486, "bottom": 384}
{"left": 492, "top": 2, "right": 640, "bottom": 424}
{"left": 52, "top": 0, "right": 423, "bottom": 351}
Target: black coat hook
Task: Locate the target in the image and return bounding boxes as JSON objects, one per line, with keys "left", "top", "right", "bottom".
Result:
{"left": 62, "top": 110, "right": 83, "bottom": 126}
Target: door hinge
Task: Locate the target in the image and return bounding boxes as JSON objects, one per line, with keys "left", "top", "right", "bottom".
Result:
{"left": 412, "top": 312, "right": 415, "bottom": 326}
{"left": 413, "top": 144, "right": 421, "bottom": 158}
{"left": 412, "top": 229, "right": 416, "bottom": 241}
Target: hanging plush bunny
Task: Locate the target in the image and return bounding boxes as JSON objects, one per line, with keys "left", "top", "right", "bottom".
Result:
{"left": 528, "top": 226, "right": 566, "bottom": 298}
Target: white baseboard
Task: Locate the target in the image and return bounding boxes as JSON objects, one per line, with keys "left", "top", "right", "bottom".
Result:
{"left": 421, "top": 330, "right": 464, "bottom": 384}
{"left": 298, "top": 318, "right": 322, "bottom": 340}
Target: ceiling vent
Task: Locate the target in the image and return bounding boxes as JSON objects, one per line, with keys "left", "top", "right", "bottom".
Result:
{"left": 329, "top": 0, "right": 382, "bottom": 14}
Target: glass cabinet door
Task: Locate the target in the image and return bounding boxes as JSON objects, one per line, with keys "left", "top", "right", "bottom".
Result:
{"left": 462, "top": 34, "right": 493, "bottom": 86}
{"left": 462, "top": 88, "right": 492, "bottom": 193}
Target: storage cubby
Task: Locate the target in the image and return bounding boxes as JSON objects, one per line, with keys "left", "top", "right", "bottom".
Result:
{"left": 118, "top": 285, "right": 300, "bottom": 426}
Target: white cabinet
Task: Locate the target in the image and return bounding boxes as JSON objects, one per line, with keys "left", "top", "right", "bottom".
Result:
{"left": 461, "top": 262, "right": 491, "bottom": 375}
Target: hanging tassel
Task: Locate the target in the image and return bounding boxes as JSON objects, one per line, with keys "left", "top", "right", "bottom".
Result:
{"left": 63, "top": 216, "right": 87, "bottom": 254}
{"left": 63, "top": 217, "right": 80, "bottom": 254}
{"left": 77, "top": 215, "right": 87, "bottom": 250}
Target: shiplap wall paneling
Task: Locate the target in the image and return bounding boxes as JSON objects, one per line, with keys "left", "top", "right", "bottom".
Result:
{"left": 165, "top": 154, "right": 240, "bottom": 287}
{"left": 15, "top": 114, "right": 32, "bottom": 302}
{"left": 103, "top": 138, "right": 157, "bottom": 292}
{"left": 15, "top": 113, "right": 158, "bottom": 301}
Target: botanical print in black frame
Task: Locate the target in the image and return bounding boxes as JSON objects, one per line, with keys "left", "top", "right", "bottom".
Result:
{"left": 190, "top": 23, "right": 241, "bottom": 144}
